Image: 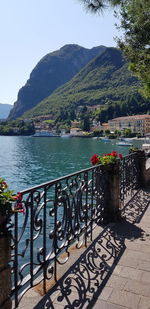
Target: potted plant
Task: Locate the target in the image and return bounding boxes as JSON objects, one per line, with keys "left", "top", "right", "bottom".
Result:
{"left": 129, "top": 147, "right": 145, "bottom": 156}
{"left": 90, "top": 151, "right": 123, "bottom": 171}
{"left": 90, "top": 151, "right": 123, "bottom": 222}
{"left": 0, "top": 178, "right": 24, "bottom": 234}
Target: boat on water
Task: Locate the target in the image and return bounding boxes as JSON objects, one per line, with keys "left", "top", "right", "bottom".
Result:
{"left": 142, "top": 137, "right": 150, "bottom": 151}
{"left": 142, "top": 143, "right": 150, "bottom": 151}
{"left": 116, "top": 141, "right": 133, "bottom": 146}
{"left": 32, "top": 131, "right": 59, "bottom": 137}
{"left": 100, "top": 137, "right": 110, "bottom": 142}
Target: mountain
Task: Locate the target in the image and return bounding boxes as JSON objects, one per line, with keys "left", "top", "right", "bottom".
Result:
{"left": 8, "top": 44, "right": 106, "bottom": 119}
{"left": 23, "top": 48, "right": 140, "bottom": 120}
{"left": 0, "top": 103, "right": 12, "bottom": 119}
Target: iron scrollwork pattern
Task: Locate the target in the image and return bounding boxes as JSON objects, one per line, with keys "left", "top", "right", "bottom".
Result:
{"left": 10, "top": 164, "right": 107, "bottom": 307}
{"left": 120, "top": 153, "right": 140, "bottom": 207}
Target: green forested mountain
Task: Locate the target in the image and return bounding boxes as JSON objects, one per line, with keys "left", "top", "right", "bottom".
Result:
{"left": 23, "top": 47, "right": 144, "bottom": 120}
{"left": 8, "top": 44, "right": 106, "bottom": 119}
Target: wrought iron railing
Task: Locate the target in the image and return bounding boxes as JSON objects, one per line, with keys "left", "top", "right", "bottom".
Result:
{"left": 120, "top": 152, "right": 140, "bottom": 207}
{"left": 10, "top": 152, "right": 140, "bottom": 308}
{"left": 10, "top": 164, "right": 108, "bottom": 308}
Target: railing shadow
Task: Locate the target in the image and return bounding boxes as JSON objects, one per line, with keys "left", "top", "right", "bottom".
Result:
{"left": 33, "top": 226, "right": 125, "bottom": 309}
{"left": 33, "top": 194, "right": 148, "bottom": 309}
{"left": 121, "top": 188, "right": 150, "bottom": 224}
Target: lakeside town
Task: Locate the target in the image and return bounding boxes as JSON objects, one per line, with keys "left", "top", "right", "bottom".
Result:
{"left": 33, "top": 114, "right": 150, "bottom": 138}
{"left": 1, "top": 113, "right": 150, "bottom": 138}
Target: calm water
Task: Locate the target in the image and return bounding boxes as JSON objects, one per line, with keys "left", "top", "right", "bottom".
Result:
{"left": 0, "top": 136, "right": 143, "bottom": 192}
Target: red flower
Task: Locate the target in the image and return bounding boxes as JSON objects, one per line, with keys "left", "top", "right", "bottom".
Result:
{"left": 14, "top": 201, "right": 25, "bottom": 213}
{"left": 17, "top": 202, "right": 23, "bottom": 208}
{"left": 14, "top": 192, "right": 22, "bottom": 201}
{"left": 2, "top": 181, "right": 7, "bottom": 187}
{"left": 90, "top": 151, "right": 123, "bottom": 166}
{"left": 111, "top": 151, "right": 117, "bottom": 157}
{"left": 19, "top": 209, "right": 24, "bottom": 213}
{"left": 90, "top": 154, "right": 99, "bottom": 165}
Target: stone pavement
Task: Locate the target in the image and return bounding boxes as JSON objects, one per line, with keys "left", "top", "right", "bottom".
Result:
{"left": 18, "top": 189, "right": 150, "bottom": 309}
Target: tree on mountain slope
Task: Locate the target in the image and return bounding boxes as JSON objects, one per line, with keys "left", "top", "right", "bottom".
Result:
{"left": 78, "top": 0, "right": 150, "bottom": 99}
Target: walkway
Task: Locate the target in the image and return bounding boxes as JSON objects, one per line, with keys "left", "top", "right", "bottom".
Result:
{"left": 18, "top": 188, "right": 150, "bottom": 309}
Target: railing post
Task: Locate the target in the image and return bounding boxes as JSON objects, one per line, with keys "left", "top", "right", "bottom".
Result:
{"left": 0, "top": 217, "right": 12, "bottom": 309}
{"left": 106, "top": 163, "right": 121, "bottom": 222}
{"left": 136, "top": 150, "right": 150, "bottom": 187}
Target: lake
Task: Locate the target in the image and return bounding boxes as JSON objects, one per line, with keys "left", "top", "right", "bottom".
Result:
{"left": 0, "top": 136, "right": 143, "bottom": 192}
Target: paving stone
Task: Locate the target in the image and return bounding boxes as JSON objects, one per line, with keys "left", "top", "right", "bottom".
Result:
{"left": 51, "top": 303, "right": 65, "bottom": 308}
{"left": 124, "top": 279, "right": 150, "bottom": 297}
{"left": 140, "top": 227, "right": 150, "bottom": 234}
{"left": 138, "top": 296, "right": 150, "bottom": 309}
{"left": 140, "top": 243, "right": 150, "bottom": 253}
{"left": 17, "top": 289, "right": 41, "bottom": 309}
{"left": 139, "top": 222, "right": 150, "bottom": 228}
{"left": 108, "top": 290, "right": 140, "bottom": 309}
{"left": 118, "top": 266, "right": 142, "bottom": 280}
{"left": 124, "top": 250, "right": 150, "bottom": 262}
{"left": 93, "top": 299, "right": 128, "bottom": 309}
{"left": 106, "top": 275, "right": 127, "bottom": 290}
{"left": 118, "top": 256, "right": 138, "bottom": 268}
{"left": 140, "top": 216, "right": 150, "bottom": 223}
{"left": 141, "top": 271, "right": 150, "bottom": 283}
{"left": 45, "top": 289, "right": 62, "bottom": 303}
{"left": 112, "top": 265, "right": 124, "bottom": 275}
{"left": 125, "top": 241, "right": 141, "bottom": 251}
{"left": 126, "top": 238, "right": 150, "bottom": 245}
{"left": 138, "top": 261, "right": 150, "bottom": 272}
{"left": 99, "top": 286, "right": 113, "bottom": 301}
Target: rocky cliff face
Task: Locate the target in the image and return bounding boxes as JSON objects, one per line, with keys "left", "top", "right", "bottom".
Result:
{"left": 9, "top": 44, "right": 106, "bottom": 119}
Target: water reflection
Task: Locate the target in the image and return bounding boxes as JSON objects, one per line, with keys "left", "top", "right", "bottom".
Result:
{"left": 0, "top": 136, "right": 143, "bottom": 192}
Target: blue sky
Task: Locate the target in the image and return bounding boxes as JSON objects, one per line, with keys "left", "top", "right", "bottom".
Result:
{"left": 0, "top": 0, "right": 121, "bottom": 105}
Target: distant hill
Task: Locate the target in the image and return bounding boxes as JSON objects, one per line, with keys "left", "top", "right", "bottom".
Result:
{"left": 0, "top": 103, "right": 12, "bottom": 119}
{"left": 8, "top": 44, "right": 106, "bottom": 119}
{"left": 23, "top": 48, "right": 141, "bottom": 120}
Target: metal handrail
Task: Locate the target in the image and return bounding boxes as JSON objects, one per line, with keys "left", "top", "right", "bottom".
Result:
{"left": 10, "top": 152, "right": 140, "bottom": 308}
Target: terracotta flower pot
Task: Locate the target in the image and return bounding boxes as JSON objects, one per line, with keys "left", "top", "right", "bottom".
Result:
{"left": 0, "top": 214, "right": 9, "bottom": 235}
